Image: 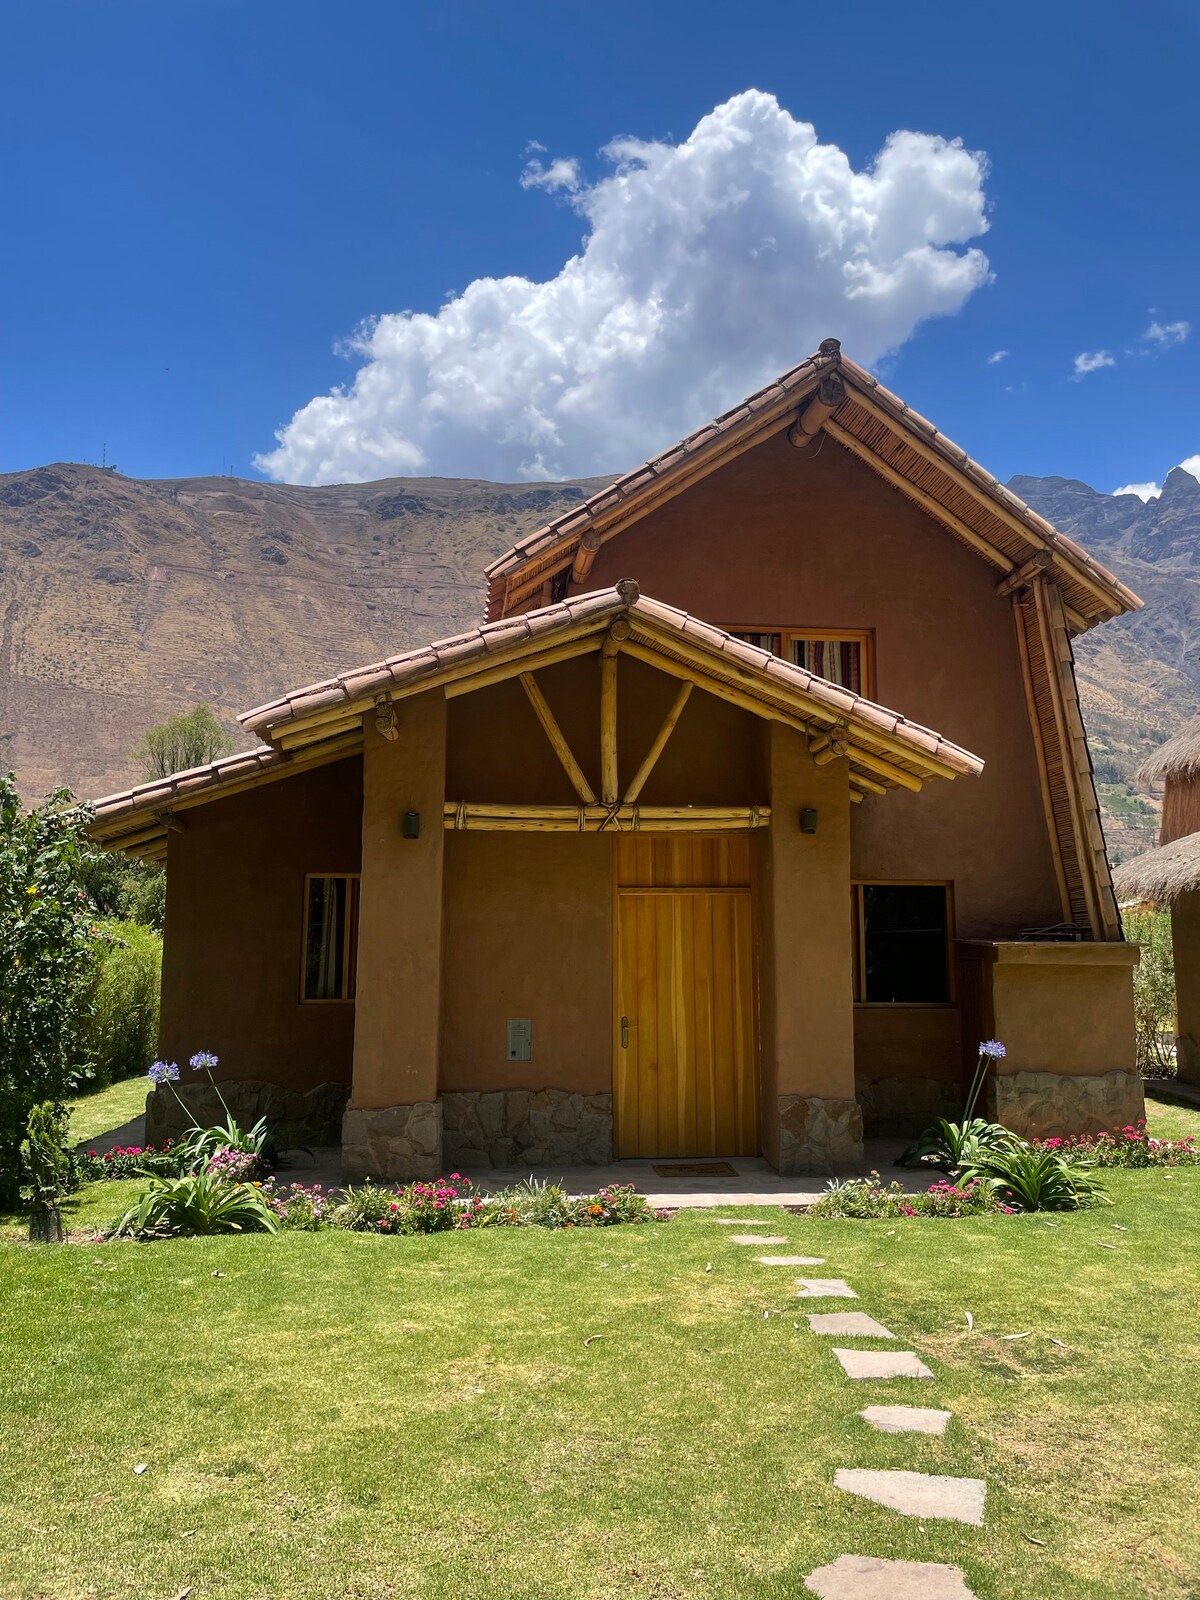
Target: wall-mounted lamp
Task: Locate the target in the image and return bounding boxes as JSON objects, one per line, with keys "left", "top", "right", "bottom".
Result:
{"left": 402, "top": 810, "right": 421, "bottom": 840}
{"left": 799, "top": 807, "right": 818, "bottom": 835}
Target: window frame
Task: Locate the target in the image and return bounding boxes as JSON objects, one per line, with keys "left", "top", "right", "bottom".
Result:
{"left": 299, "top": 871, "right": 362, "bottom": 1004}
{"left": 851, "top": 878, "right": 955, "bottom": 1008}
{"left": 724, "top": 627, "right": 876, "bottom": 699}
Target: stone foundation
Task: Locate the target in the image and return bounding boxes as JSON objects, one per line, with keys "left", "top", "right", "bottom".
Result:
{"left": 857, "top": 1076, "right": 962, "bottom": 1138}
{"left": 145, "top": 1079, "right": 348, "bottom": 1148}
{"left": 778, "top": 1094, "right": 864, "bottom": 1175}
{"left": 442, "top": 1088, "right": 613, "bottom": 1169}
{"left": 341, "top": 1101, "right": 443, "bottom": 1181}
{"left": 989, "top": 1069, "right": 1146, "bottom": 1139}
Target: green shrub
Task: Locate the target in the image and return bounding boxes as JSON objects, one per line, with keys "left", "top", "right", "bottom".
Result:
{"left": 1124, "top": 907, "right": 1177, "bottom": 1076}
{"left": 898, "top": 1116, "right": 1013, "bottom": 1175}
{"left": 965, "top": 1144, "right": 1109, "bottom": 1212}
{"left": 115, "top": 1170, "right": 279, "bottom": 1238}
{"left": 0, "top": 776, "right": 100, "bottom": 1205}
{"left": 83, "top": 920, "right": 162, "bottom": 1088}
{"left": 78, "top": 851, "right": 166, "bottom": 933}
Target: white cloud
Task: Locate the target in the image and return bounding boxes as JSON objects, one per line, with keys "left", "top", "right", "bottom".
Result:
{"left": 1144, "top": 319, "right": 1190, "bottom": 347}
{"left": 520, "top": 155, "right": 582, "bottom": 195}
{"left": 987, "top": 349, "right": 1008, "bottom": 363}
{"left": 1182, "top": 455, "right": 1200, "bottom": 482}
{"left": 1112, "top": 482, "right": 1160, "bottom": 502}
{"left": 256, "top": 91, "right": 991, "bottom": 484}
{"left": 1073, "top": 350, "right": 1116, "bottom": 378}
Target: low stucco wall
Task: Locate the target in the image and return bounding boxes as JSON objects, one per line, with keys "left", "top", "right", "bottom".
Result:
{"left": 853, "top": 1006, "right": 963, "bottom": 1133}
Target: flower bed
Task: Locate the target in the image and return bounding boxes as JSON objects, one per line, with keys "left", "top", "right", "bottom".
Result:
{"left": 76, "top": 1143, "right": 182, "bottom": 1182}
{"left": 1035, "top": 1122, "right": 1199, "bottom": 1168}
{"left": 807, "top": 1175, "right": 996, "bottom": 1220}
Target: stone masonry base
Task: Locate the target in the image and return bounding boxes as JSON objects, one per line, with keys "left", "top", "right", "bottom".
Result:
{"left": 341, "top": 1101, "right": 443, "bottom": 1182}
{"left": 778, "top": 1094, "right": 864, "bottom": 1175}
{"left": 146, "top": 1079, "right": 348, "bottom": 1148}
{"left": 442, "top": 1089, "right": 613, "bottom": 1169}
{"left": 989, "top": 1068, "right": 1146, "bottom": 1140}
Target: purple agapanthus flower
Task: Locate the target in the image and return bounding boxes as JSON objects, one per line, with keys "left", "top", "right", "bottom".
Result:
{"left": 148, "top": 1060, "right": 180, "bottom": 1084}
{"left": 979, "top": 1039, "right": 1007, "bottom": 1059}
{"left": 189, "top": 1051, "right": 219, "bottom": 1073}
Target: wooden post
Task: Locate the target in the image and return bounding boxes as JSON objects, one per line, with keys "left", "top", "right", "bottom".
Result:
{"left": 600, "top": 635, "right": 620, "bottom": 805}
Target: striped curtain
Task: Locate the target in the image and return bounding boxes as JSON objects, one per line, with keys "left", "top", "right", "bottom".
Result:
{"left": 790, "top": 637, "right": 862, "bottom": 695}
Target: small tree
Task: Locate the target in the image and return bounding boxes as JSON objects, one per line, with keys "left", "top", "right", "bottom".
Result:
{"left": 1125, "top": 907, "right": 1177, "bottom": 1076}
{"left": 132, "top": 703, "right": 233, "bottom": 780}
{"left": 22, "top": 1101, "right": 75, "bottom": 1243}
{"left": 0, "top": 776, "right": 100, "bottom": 1205}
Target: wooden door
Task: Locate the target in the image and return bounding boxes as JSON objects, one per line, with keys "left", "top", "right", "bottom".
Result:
{"left": 614, "top": 837, "right": 759, "bottom": 1158}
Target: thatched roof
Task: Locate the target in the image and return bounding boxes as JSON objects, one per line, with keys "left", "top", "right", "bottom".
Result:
{"left": 1113, "top": 831, "right": 1200, "bottom": 905}
{"left": 1137, "top": 718, "right": 1200, "bottom": 788}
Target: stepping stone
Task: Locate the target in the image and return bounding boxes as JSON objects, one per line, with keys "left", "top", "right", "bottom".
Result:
{"left": 860, "top": 1404, "right": 952, "bottom": 1435}
{"left": 832, "top": 1348, "right": 933, "bottom": 1380}
{"left": 756, "top": 1255, "right": 826, "bottom": 1266}
{"left": 834, "top": 1467, "right": 986, "bottom": 1526}
{"left": 795, "top": 1278, "right": 858, "bottom": 1298}
{"left": 805, "top": 1553, "right": 979, "bottom": 1598}
{"left": 807, "top": 1312, "right": 895, "bottom": 1338}
{"left": 712, "top": 1218, "right": 765, "bottom": 1225}
{"left": 728, "top": 1233, "right": 788, "bottom": 1245}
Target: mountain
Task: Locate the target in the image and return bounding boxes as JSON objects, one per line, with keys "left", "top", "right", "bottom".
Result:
{"left": 1010, "top": 469, "right": 1200, "bottom": 861}
{"left": 0, "top": 463, "right": 608, "bottom": 801}
{"left": 0, "top": 458, "right": 1195, "bottom": 866}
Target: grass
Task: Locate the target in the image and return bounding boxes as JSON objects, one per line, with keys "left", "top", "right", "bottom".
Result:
{"left": 0, "top": 1091, "right": 1195, "bottom": 1598}
{"left": 67, "top": 1074, "right": 148, "bottom": 1146}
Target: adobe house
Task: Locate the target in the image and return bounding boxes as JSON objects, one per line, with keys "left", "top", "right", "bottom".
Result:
{"left": 1114, "top": 721, "right": 1200, "bottom": 1085}
{"left": 90, "top": 340, "right": 1146, "bottom": 1177}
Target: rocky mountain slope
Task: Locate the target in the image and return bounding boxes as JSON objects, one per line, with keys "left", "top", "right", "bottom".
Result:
{"left": 1, "top": 457, "right": 1195, "bottom": 864}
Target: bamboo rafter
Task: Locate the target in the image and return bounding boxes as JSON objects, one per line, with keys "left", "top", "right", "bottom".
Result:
{"left": 444, "top": 803, "right": 770, "bottom": 833}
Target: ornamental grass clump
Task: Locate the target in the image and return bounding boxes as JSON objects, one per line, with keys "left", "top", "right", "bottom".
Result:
{"left": 967, "top": 1143, "right": 1109, "bottom": 1212}
{"left": 115, "top": 1169, "right": 280, "bottom": 1238}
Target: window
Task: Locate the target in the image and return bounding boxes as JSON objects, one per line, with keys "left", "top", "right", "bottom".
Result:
{"left": 852, "top": 882, "right": 952, "bottom": 1005}
{"left": 302, "top": 874, "right": 360, "bottom": 1001}
{"left": 728, "top": 629, "right": 872, "bottom": 698}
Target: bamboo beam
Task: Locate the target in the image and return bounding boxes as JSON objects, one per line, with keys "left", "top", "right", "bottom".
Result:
{"left": 444, "top": 634, "right": 605, "bottom": 699}
{"left": 849, "top": 772, "right": 888, "bottom": 796}
{"left": 623, "top": 681, "right": 693, "bottom": 804}
{"left": 843, "top": 389, "right": 1122, "bottom": 619}
{"left": 496, "top": 391, "right": 823, "bottom": 612}
{"left": 278, "top": 715, "right": 364, "bottom": 751}
{"left": 519, "top": 672, "right": 596, "bottom": 805}
{"left": 571, "top": 528, "right": 602, "bottom": 584}
{"left": 788, "top": 372, "right": 846, "bottom": 450}
{"left": 996, "top": 549, "right": 1054, "bottom": 599}
{"left": 1011, "top": 595, "right": 1072, "bottom": 923}
{"left": 812, "top": 739, "right": 849, "bottom": 767}
{"left": 824, "top": 418, "right": 1014, "bottom": 575}
{"left": 847, "top": 745, "right": 922, "bottom": 793}
{"left": 600, "top": 636, "right": 620, "bottom": 804}
{"left": 444, "top": 802, "right": 770, "bottom": 833}
{"left": 848, "top": 789, "right": 865, "bottom": 805}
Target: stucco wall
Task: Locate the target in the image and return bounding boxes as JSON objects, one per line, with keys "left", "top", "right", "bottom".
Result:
{"left": 159, "top": 757, "right": 362, "bottom": 1090}
{"left": 585, "top": 431, "right": 1064, "bottom": 939}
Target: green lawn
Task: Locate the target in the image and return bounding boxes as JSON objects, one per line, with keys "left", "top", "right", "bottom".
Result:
{"left": 67, "top": 1075, "right": 148, "bottom": 1146}
{"left": 2, "top": 1153, "right": 1200, "bottom": 1597}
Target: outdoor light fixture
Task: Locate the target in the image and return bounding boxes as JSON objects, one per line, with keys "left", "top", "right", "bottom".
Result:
{"left": 799, "top": 807, "right": 818, "bottom": 834}
{"left": 402, "top": 810, "right": 421, "bottom": 839}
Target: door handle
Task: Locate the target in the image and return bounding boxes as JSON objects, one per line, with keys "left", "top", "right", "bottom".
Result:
{"left": 620, "top": 1015, "right": 630, "bottom": 1049}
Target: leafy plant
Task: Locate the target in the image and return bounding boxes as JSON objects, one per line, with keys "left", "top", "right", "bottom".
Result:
{"left": 178, "top": 1114, "right": 271, "bottom": 1167}
{"left": 22, "top": 1101, "right": 78, "bottom": 1242}
{"left": 78, "top": 850, "right": 166, "bottom": 932}
{"left": 82, "top": 920, "right": 161, "bottom": 1088}
{"left": 1124, "top": 907, "right": 1177, "bottom": 1076}
{"left": 964, "top": 1143, "right": 1110, "bottom": 1212}
{"left": 808, "top": 1174, "right": 994, "bottom": 1219}
{"left": 898, "top": 1116, "right": 1012, "bottom": 1174}
{"left": 482, "top": 1177, "right": 578, "bottom": 1230}
{"left": 115, "top": 1169, "right": 279, "bottom": 1237}
{"left": 1035, "top": 1122, "right": 1199, "bottom": 1168}
{"left": 0, "top": 775, "right": 101, "bottom": 1205}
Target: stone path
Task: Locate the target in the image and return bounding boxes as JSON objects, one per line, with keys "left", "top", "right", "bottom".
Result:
{"left": 722, "top": 1213, "right": 986, "bottom": 1598}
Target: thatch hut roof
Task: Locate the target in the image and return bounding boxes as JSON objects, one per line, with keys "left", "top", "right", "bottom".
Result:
{"left": 1113, "top": 831, "right": 1200, "bottom": 906}
{"left": 1137, "top": 718, "right": 1200, "bottom": 788}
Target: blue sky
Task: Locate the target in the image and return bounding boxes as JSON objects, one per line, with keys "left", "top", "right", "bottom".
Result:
{"left": 1, "top": 0, "right": 1197, "bottom": 496}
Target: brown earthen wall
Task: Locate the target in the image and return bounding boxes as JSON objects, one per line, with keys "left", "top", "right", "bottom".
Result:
{"left": 159, "top": 758, "right": 362, "bottom": 1090}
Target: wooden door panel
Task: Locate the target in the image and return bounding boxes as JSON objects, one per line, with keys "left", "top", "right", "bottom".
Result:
{"left": 615, "top": 880, "right": 759, "bottom": 1158}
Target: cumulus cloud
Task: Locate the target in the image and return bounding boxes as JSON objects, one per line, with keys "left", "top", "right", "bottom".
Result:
{"left": 256, "top": 91, "right": 991, "bottom": 484}
{"left": 1073, "top": 350, "right": 1116, "bottom": 378}
{"left": 1112, "top": 482, "right": 1161, "bottom": 502}
{"left": 987, "top": 349, "right": 1008, "bottom": 363}
{"left": 1144, "top": 318, "right": 1190, "bottom": 347}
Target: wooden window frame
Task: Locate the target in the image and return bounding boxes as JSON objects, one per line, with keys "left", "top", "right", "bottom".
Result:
{"left": 724, "top": 627, "right": 876, "bottom": 699}
{"left": 300, "top": 872, "right": 361, "bottom": 1004}
{"left": 851, "top": 878, "right": 955, "bottom": 1008}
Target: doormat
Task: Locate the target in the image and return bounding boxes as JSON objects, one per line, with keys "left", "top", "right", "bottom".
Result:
{"left": 652, "top": 1161, "right": 739, "bottom": 1178}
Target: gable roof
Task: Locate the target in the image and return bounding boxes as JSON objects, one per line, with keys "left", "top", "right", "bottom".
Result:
{"left": 482, "top": 339, "right": 1142, "bottom": 631}
{"left": 90, "top": 580, "right": 983, "bottom": 859}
